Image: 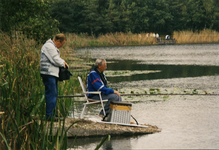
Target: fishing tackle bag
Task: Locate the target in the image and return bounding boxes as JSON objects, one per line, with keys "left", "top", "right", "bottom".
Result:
{"left": 58, "top": 67, "right": 72, "bottom": 81}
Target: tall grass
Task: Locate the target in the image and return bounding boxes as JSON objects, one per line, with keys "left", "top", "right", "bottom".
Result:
{"left": 65, "top": 32, "right": 157, "bottom": 48}
{"left": 0, "top": 32, "right": 84, "bottom": 149}
{"left": 65, "top": 30, "right": 219, "bottom": 48}
{"left": 173, "top": 29, "right": 219, "bottom": 44}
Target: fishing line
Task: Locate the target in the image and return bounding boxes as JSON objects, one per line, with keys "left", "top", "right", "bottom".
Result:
{"left": 58, "top": 93, "right": 219, "bottom": 98}
{"left": 131, "top": 115, "right": 139, "bottom": 125}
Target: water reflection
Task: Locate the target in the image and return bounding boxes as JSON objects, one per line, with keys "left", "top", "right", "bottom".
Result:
{"left": 106, "top": 60, "right": 219, "bottom": 83}
{"left": 68, "top": 135, "right": 134, "bottom": 150}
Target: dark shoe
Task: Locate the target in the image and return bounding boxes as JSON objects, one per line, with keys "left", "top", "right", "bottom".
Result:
{"left": 99, "top": 113, "right": 108, "bottom": 121}
{"left": 99, "top": 113, "right": 104, "bottom": 119}
{"left": 102, "top": 116, "right": 108, "bottom": 121}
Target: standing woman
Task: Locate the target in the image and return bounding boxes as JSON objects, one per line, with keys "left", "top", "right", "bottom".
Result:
{"left": 40, "top": 33, "right": 69, "bottom": 121}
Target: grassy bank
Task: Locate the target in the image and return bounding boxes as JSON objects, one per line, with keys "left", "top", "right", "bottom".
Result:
{"left": 173, "top": 29, "right": 219, "bottom": 44}
{"left": 65, "top": 32, "right": 157, "bottom": 48}
{"left": 65, "top": 29, "right": 219, "bottom": 49}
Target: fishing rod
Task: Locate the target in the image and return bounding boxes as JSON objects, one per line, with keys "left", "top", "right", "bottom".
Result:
{"left": 58, "top": 93, "right": 219, "bottom": 98}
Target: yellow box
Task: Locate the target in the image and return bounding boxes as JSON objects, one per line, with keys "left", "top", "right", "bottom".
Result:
{"left": 110, "top": 101, "right": 132, "bottom": 111}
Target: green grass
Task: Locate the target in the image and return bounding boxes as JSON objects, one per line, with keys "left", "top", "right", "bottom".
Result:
{"left": 0, "top": 32, "right": 86, "bottom": 150}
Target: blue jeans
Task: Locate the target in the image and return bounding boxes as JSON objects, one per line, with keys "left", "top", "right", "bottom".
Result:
{"left": 42, "top": 77, "right": 58, "bottom": 119}
{"left": 90, "top": 93, "right": 122, "bottom": 116}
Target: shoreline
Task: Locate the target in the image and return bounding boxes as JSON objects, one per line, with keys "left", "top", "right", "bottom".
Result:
{"left": 51, "top": 118, "right": 161, "bottom": 137}
{"left": 65, "top": 30, "right": 219, "bottom": 49}
{"left": 74, "top": 41, "right": 219, "bottom": 50}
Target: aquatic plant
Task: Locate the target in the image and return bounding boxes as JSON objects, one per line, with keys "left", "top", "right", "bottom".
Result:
{"left": 149, "top": 89, "right": 161, "bottom": 95}
{"left": 95, "top": 135, "right": 110, "bottom": 150}
{"left": 105, "top": 70, "right": 161, "bottom": 77}
{"left": 0, "top": 32, "right": 87, "bottom": 149}
{"left": 173, "top": 29, "right": 219, "bottom": 44}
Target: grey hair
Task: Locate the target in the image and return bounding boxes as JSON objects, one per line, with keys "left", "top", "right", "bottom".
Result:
{"left": 94, "top": 58, "right": 106, "bottom": 68}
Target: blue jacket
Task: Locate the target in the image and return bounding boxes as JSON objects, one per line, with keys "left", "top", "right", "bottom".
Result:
{"left": 87, "top": 68, "right": 114, "bottom": 97}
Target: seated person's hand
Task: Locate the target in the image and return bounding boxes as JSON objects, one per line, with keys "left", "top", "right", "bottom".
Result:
{"left": 114, "top": 90, "right": 120, "bottom": 97}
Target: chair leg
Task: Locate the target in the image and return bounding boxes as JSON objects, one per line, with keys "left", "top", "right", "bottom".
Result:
{"left": 80, "top": 104, "right": 86, "bottom": 119}
{"left": 99, "top": 93, "right": 106, "bottom": 116}
{"left": 101, "top": 102, "right": 106, "bottom": 116}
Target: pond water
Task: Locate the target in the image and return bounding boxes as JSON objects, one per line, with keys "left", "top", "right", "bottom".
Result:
{"left": 106, "top": 59, "right": 219, "bottom": 83}
{"left": 68, "top": 44, "right": 219, "bottom": 149}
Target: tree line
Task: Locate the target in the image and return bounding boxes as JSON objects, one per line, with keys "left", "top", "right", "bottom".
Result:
{"left": 1, "top": 0, "right": 219, "bottom": 43}
{"left": 0, "top": 0, "right": 59, "bottom": 43}
{"left": 48, "top": 0, "right": 219, "bottom": 35}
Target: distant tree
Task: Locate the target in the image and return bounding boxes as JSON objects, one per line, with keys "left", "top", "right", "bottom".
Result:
{"left": 93, "top": 0, "right": 115, "bottom": 34}
{"left": 165, "top": 0, "right": 186, "bottom": 31}
{"left": 0, "top": 0, "right": 59, "bottom": 43}
{"left": 116, "top": 0, "right": 132, "bottom": 33}
{"left": 0, "top": 0, "right": 59, "bottom": 42}
{"left": 202, "top": 0, "right": 219, "bottom": 31}
{"left": 49, "top": 0, "right": 83, "bottom": 33}
{"left": 129, "top": 0, "right": 150, "bottom": 33}
{"left": 180, "top": 0, "right": 206, "bottom": 31}
{"left": 145, "top": 0, "right": 173, "bottom": 33}
{"left": 101, "top": 0, "right": 120, "bottom": 33}
{"left": 79, "top": 0, "right": 104, "bottom": 35}
{"left": 45, "top": 0, "right": 219, "bottom": 35}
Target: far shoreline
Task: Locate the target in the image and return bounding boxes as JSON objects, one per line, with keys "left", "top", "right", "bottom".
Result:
{"left": 64, "top": 29, "right": 219, "bottom": 50}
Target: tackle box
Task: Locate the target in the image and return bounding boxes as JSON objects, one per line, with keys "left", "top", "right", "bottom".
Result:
{"left": 107, "top": 101, "right": 132, "bottom": 124}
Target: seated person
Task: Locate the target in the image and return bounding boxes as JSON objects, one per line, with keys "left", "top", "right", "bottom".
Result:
{"left": 86, "top": 58, "right": 122, "bottom": 118}
{"left": 165, "top": 35, "right": 170, "bottom": 40}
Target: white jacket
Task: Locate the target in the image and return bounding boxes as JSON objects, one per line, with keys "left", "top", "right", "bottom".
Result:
{"left": 40, "top": 39, "right": 65, "bottom": 77}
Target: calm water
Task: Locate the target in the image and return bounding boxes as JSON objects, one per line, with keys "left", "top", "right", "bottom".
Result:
{"left": 106, "top": 60, "right": 219, "bottom": 83}
{"left": 69, "top": 97, "right": 219, "bottom": 149}
{"left": 70, "top": 44, "right": 219, "bottom": 149}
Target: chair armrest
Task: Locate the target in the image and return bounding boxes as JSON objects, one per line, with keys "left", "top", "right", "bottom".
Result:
{"left": 83, "top": 91, "right": 101, "bottom": 94}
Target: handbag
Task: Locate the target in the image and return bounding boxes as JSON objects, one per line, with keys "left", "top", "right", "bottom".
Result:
{"left": 58, "top": 67, "right": 72, "bottom": 81}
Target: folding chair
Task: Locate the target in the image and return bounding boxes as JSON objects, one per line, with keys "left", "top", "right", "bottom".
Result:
{"left": 78, "top": 76, "right": 108, "bottom": 119}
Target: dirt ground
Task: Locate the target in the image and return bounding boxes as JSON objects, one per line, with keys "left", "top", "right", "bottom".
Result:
{"left": 52, "top": 118, "right": 161, "bottom": 137}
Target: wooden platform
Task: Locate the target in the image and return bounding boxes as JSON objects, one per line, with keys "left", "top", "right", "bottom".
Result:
{"left": 97, "top": 121, "right": 148, "bottom": 128}
{"left": 50, "top": 118, "right": 161, "bottom": 137}
{"left": 157, "top": 38, "right": 176, "bottom": 44}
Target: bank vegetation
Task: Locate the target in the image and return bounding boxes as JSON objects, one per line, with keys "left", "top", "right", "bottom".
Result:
{"left": 1, "top": 0, "right": 219, "bottom": 149}
{"left": 66, "top": 29, "right": 219, "bottom": 48}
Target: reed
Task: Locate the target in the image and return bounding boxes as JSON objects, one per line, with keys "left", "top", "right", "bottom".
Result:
{"left": 65, "top": 30, "right": 219, "bottom": 48}
{"left": 65, "top": 32, "right": 157, "bottom": 48}
{"left": 173, "top": 29, "right": 219, "bottom": 44}
{"left": 0, "top": 32, "right": 83, "bottom": 149}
